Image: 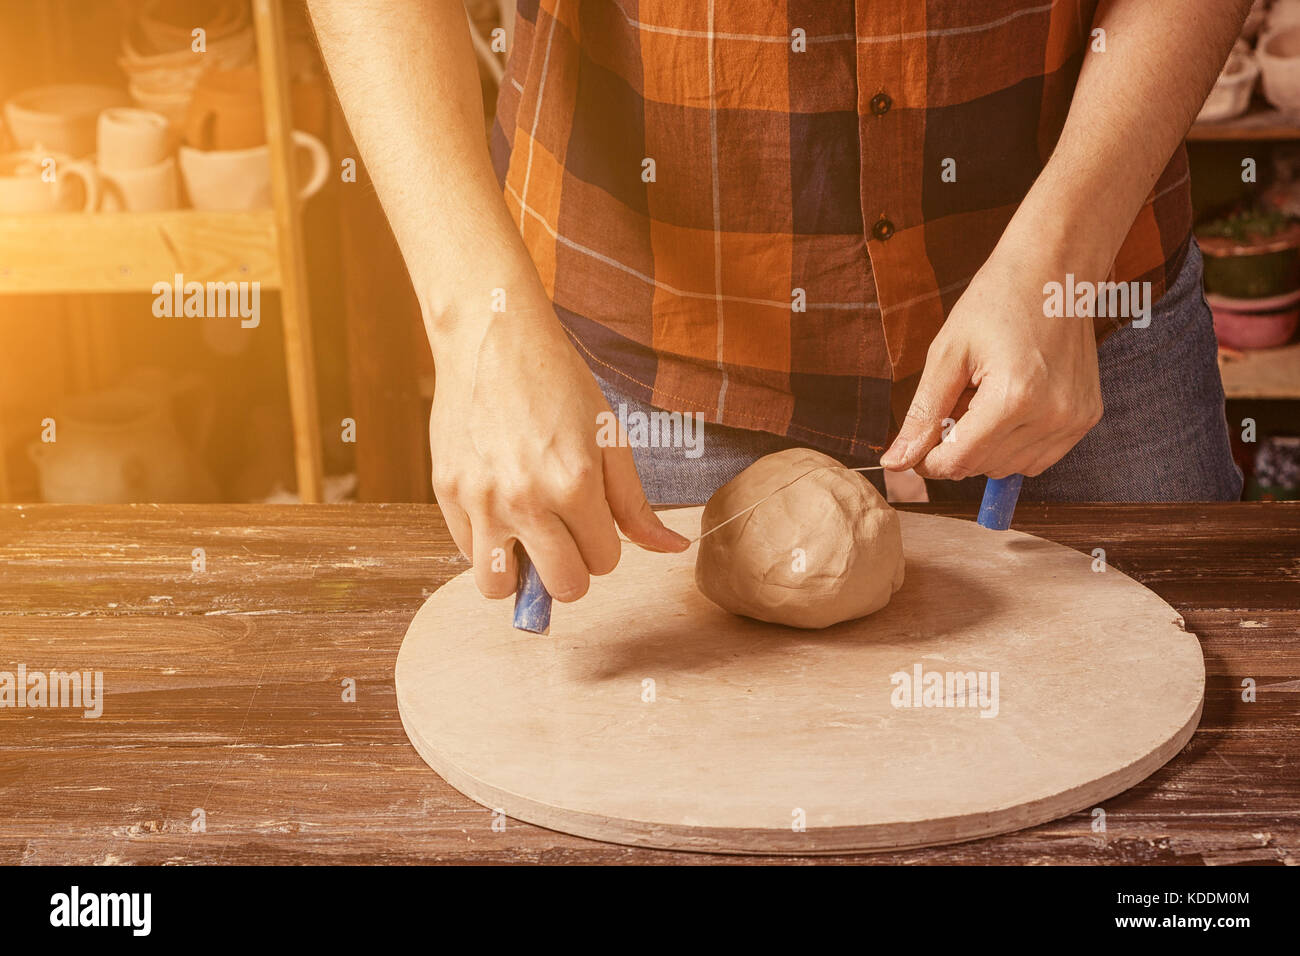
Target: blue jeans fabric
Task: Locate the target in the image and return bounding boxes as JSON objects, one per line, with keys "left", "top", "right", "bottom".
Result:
{"left": 597, "top": 239, "right": 1243, "bottom": 505}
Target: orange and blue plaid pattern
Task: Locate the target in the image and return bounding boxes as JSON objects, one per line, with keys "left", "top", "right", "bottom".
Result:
{"left": 490, "top": 0, "right": 1192, "bottom": 458}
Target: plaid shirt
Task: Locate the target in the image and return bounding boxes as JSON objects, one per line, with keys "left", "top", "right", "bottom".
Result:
{"left": 490, "top": 0, "right": 1192, "bottom": 458}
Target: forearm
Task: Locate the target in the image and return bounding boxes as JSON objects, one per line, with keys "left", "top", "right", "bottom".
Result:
{"left": 307, "top": 0, "right": 535, "bottom": 337}
{"left": 1003, "top": 0, "right": 1251, "bottom": 275}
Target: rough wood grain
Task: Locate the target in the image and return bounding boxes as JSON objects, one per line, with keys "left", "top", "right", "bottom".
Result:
{"left": 0, "top": 211, "right": 281, "bottom": 293}
{"left": 0, "top": 503, "right": 1296, "bottom": 865}
{"left": 1219, "top": 342, "right": 1300, "bottom": 400}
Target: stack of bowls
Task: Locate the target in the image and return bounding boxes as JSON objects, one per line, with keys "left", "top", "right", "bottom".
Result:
{"left": 120, "top": 0, "right": 255, "bottom": 125}
{"left": 1199, "top": 211, "right": 1300, "bottom": 350}
{"left": 3, "top": 84, "right": 129, "bottom": 157}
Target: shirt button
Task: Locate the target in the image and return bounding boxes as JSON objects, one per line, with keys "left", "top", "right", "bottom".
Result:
{"left": 870, "top": 92, "right": 892, "bottom": 116}
{"left": 872, "top": 218, "right": 895, "bottom": 241}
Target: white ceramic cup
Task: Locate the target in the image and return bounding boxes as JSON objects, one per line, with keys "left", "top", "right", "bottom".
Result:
{"left": 178, "top": 129, "right": 329, "bottom": 210}
{"left": 1197, "top": 51, "right": 1260, "bottom": 124}
{"left": 0, "top": 150, "right": 99, "bottom": 213}
{"left": 99, "top": 155, "right": 179, "bottom": 212}
{"left": 3, "top": 84, "right": 130, "bottom": 157}
{"left": 1258, "top": 26, "right": 1300, "bottom": 113}
{"left": 97, "top": 107, "right": 172, "bottom": 171}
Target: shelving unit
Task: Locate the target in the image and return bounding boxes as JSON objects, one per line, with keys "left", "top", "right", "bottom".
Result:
{"left": 0, "top": 0, "right": 323, "bottom": 502}
{"left": 0, "top": 209, "right": 279, "bottom": 292}
{"left": 1219, "top": 341, "right": 1300, "bottom": 399}
{"left": 1190, "top": 103, "right": 1300, "bottom": 403}
{"left": 1189, "top": 106, "right": 1300, "bottom": 142}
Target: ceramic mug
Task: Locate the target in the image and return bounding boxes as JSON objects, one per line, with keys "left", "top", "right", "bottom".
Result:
{"left": 100, "top": 155, "right": 179, "bottom": 212}
{"left": 0, "top": 150, "right": 99, "bottom": 213}
{"left": 183, "top": 65, "right": 266, "bottom": 151}
{"left": 127, "top": 76, "right": 193, "bottom": 128}
{"left": 97, "top": 107, "right": 172, "bottom": 171}
{"left": 178, "top": 130, "right": 329, "bottom": 210}
{"left": 1197, "top": 51, "right": 1259, "bottom": 124}
{"left": 1259, "top": 26, "right": 1300, "bottom": 113}
{"left": 3, "top": 84, "right": 130, "bottom": 157}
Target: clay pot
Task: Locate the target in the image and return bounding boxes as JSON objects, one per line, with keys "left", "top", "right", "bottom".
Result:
{"left": 183, "top": 66, "right": 267, "bottom": 150}
{"left": 1198, "top": 221, "right": 1300, "bottom": 299}
{"left": 28, "top": 371, "right": 217, "bottom": 503}
{"left": 181, "top": 66, "right": 331, "bottom": 151}
{"left": 1209, "top": 299, "right": 1300, "bottom": 349}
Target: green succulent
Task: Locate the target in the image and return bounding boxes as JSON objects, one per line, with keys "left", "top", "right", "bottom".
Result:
{"left": 1197, "top": 206, "right": 1294, "bottom": 242}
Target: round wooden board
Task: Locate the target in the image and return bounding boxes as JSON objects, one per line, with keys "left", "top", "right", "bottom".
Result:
{"left": 396, "top": 509, "right": 1204, "bottom": 854}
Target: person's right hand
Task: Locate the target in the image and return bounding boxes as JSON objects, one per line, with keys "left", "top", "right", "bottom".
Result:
{"left": 427, "top": 273, "right": 689, "bottom": 602}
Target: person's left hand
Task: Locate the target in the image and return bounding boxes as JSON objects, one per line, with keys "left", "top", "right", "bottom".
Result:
{"left": 879, "top": 240, "right": 1105, "bottom": 480}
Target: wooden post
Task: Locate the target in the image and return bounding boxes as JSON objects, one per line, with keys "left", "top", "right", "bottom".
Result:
{"left": 0, "top": 414, "right": 9, "bottom": 501}
{"left": 253, "top": 0, "right": 325, "bottom": 503}
{"left": 331, "top": 115, "right": 433, "bottom": 503}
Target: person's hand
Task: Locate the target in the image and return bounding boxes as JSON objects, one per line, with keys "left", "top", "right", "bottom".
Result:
{"left": 880, "top": 239, "right": 1105, "bottom": 480}
{"left": 428, "top": 272, "right": 689, "bottom": 602}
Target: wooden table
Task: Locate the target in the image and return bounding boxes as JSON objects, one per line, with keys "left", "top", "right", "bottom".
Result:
{"left": 2, "top": 503, "right": 1296, "bottom": 865}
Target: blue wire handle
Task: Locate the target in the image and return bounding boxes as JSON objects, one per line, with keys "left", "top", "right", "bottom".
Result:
{"left": 977, "top": 474, "right": 1024, "bottom": 531}
{"left": 513, "top": 548, "right": 552, "bottom": 634}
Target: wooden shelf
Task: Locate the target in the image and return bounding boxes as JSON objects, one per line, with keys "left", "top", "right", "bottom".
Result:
{"left": 0, "top": 1, "right": 323, "bottom": 504}
{"left": 1190, "top": 106, "right": 1300, "bottom": 142}
{"left": 1219, "top": 341, "right": 1300, "bottom": 399}
{"left": 0, "top": 209, "right": 280, "bottom": 295}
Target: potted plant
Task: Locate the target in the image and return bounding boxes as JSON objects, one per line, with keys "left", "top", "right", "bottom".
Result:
{"left": 1197, "top": 205, "right": 1300, "bottom": 298}
{"left": 1198, "top": 206, "right": 1300, "bottom": 348}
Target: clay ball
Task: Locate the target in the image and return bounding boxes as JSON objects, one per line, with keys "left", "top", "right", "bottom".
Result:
{"left": 694, "top": 448, "right": 905, "bottom": 629}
